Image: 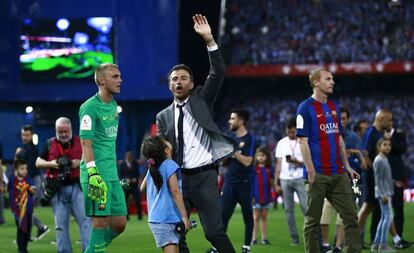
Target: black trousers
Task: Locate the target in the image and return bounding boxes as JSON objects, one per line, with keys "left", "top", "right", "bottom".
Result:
{"left": 16, "top": 213, "right": 32, "bottom": 253}
{"left": 179, "top": 168, "right": 235, "bottom": 253}
{"left": 392, "top": 185, "right": 404, "bottom": 237}
{"left": 221, "top": 182, "right": 253, "bottom": 246}
{"left": 124, "top": 185, "right": 142, "bottom": 218}
{"left": 370, "top": 201, "right": 380, "bottom": 243}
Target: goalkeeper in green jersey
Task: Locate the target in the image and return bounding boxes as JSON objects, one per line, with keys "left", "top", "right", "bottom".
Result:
{"left": 79, "top": 63, "right": 127, "bottom": 253}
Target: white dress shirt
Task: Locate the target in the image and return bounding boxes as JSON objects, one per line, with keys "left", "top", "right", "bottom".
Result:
{"left": 174, "top": 98, "right": 213, "bottom": 169}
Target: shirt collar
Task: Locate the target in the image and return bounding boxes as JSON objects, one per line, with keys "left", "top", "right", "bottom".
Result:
{"left": 174, "top": 97, "right": 189, "bottom": 108}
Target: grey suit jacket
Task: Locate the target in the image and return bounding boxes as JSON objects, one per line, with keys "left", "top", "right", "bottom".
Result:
{"left": 156, "top": 49, "right": 235, "bottom": 164}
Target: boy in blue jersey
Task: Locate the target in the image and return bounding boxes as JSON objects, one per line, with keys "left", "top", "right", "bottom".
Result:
{"left": 296, "top": 68, "right": 361, "bottom": 253}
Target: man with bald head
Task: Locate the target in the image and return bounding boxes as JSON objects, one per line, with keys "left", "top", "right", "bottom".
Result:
{"left": 357, "top": 109, "right": 392, "bottom": 248}
{"left": 36, "top": 117, "right": 91, "bottom": 253}
{"left": 358, "top": 109, "right": 412, "bottom": 249}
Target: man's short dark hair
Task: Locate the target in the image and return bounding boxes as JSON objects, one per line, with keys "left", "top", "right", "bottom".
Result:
{"left": 340, "top": 107, "right": 350, "bottom": 118}
{"left": 285, "top": 117, "right": 296, "bottom": 129}
{"left": 231, "top": 109, "right": 249, "bottom": 124}
{"left": 22, "top": 125, "right": 33, "bottom": 133}
{"left": 167, "top": 64, "right": 194, "bottom": 83}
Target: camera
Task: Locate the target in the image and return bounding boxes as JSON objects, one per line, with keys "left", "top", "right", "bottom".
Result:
{"left": 285, "top": 155, "right": 292, "bottom": 159}
{"left": 57, "top": 155, "right": 72, "bottom": 181}
{"left": 40, "top": 155, "right": 72, "bottom": 206}
{"left": 175, "top": 220, "right": 197, "bottom": 235}
{"left": 41, "top": 178, "right": 62, "bottom": 206}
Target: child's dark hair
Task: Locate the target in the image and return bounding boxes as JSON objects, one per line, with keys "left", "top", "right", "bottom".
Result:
{"left": 255, "top": 146, "right": 272, "bottom": 167}
{"left": 142, "top": 136, "right": 168, "bottom": 192}
{"left": 13, "top": 159, "right": 27, "bottom": 169}
{"left": 376, "top": 137, "right": 391, "bottom": 153}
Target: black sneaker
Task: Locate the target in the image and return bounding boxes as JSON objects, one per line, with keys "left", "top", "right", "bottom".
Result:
{"left": 394, "top": 239, "right": 413, "bottom": 249}
{"left": 261, "top": 239, "right": 271, "bottom": 245}
{"left": 205, "top": 247, "right": 219, "bottom": 253}
{"left": 251, "top": 240, "right": 257, "bottom": 245}
{"left": 332, "top": 247, "right": 342, "bottom": 253}
{"left": 35, "top": 225, "right": 50, "bottom": 241}
{"left": 321, "top": 245, "right": 331, "bottom": 253}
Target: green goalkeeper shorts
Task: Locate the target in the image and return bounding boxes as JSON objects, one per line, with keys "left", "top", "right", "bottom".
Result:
{"left": 81, "top": 181, "right": 127, "bottom": 217}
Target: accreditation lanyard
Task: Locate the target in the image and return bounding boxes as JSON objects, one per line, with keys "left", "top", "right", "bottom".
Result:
{"left": 289, "top": 139, "right": 298, "bottom": 156}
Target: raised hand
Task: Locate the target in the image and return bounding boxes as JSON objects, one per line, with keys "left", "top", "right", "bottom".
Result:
{"left": 192, "top": 14, "right": 215, "bottom": 47}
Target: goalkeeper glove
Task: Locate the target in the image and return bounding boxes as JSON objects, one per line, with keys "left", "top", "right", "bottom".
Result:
{"left": 87, "top": 164, "right": 107, "bottom": 204}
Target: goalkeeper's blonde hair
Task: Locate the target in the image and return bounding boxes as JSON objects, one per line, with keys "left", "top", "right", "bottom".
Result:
{"left": 94, "top": 63, "right": 119, "bottom": 86}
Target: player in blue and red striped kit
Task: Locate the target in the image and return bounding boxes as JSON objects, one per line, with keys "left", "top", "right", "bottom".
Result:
{"left": 296, "top": 68, "right": 361, "bottom": 253}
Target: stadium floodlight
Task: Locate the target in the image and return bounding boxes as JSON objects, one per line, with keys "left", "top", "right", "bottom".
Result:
{"left": 389, "top": 0, "right": 401, "bottom": 7}
{"left": 25, "top": 106, "right": 33, "bottom": 113}
{"left": 33, "top": 134, "right": 39, "bottom": 145}
{"left": 56, "top": 18, "right": 70, "bottom": 31}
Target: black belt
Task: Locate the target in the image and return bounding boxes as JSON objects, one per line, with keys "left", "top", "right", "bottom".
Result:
{"left": 181, "top": 164, "right": 216, "bottom": 175}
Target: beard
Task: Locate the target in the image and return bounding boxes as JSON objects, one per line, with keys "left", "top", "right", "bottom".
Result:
{"left": 57, "top": 134, "right": 72, "bottom": 144}
{"left": 229, "top": 125, "right": 238, "bottom": 132}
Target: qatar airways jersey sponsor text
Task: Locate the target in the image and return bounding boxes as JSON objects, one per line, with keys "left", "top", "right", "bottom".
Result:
{"left": 319, "top": 122, "right": 340, "bottom": 134}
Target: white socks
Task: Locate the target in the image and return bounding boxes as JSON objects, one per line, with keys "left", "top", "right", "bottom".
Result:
{"left": 393, "top": 235, "right": 401, "bottom": 243}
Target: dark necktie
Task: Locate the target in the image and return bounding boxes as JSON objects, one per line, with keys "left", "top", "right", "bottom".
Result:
{"left": 176, "top": 103, "right": 186, "bottom": 166}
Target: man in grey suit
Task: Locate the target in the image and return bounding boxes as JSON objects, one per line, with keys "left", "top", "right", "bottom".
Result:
{"left": 156, "top": 14, "right": 236, "bottom": 253}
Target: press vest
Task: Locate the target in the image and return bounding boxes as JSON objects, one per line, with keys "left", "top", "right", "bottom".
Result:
{"left": 46, "top": 136, "right": 82, "bottom": 181}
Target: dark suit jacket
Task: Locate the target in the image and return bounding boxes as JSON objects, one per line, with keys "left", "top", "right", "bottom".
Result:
{"left": 156, "top": 49, "right": 235, "bottom": 164}
{"left": 388, "top": 130, "right": 406, "bottom": 181}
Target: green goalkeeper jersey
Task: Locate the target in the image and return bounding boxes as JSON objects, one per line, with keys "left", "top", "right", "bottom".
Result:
{"left": 79, "top": 94, "right": 119, "bottom": 183}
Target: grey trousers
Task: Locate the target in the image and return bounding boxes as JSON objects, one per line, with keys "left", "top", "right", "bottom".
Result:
{"left": 179, "top": 168, "right": 235, "bottom": 253}
{"left": 280, "top": 178, "right": 308, "bottom": 242}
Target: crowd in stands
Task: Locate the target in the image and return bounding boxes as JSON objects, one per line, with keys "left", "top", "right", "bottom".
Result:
{"left": 217, "top": 94, "right": 414, "bottom": 187}
{"left": 221, "top": 0, "right": 414, "bottom": 64}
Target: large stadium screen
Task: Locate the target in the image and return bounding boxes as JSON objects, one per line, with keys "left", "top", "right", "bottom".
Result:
{"left": 20, "top": 17, "right": 115, "bottom": 81}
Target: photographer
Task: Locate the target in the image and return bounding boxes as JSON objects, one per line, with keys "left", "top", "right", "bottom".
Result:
{"left": 36, "top": 117, "right": 91, "bottom": 253}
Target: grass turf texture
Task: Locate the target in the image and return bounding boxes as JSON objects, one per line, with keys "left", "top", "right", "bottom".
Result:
{"left": 0, "top": 203, "right": 413, "bottom": 253}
